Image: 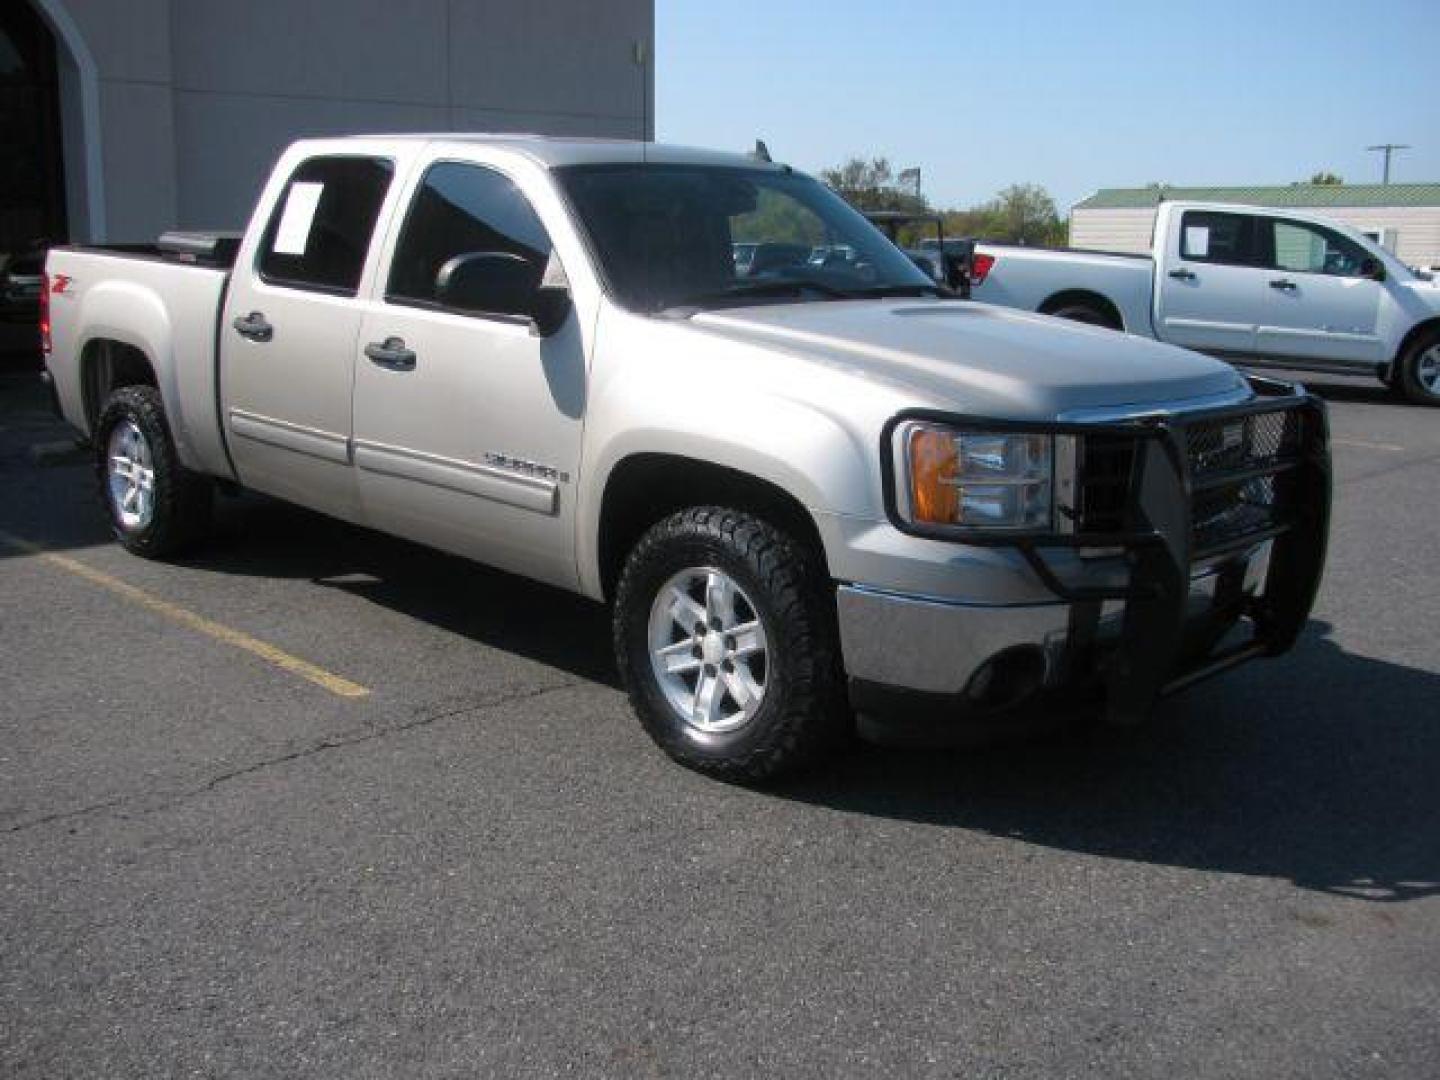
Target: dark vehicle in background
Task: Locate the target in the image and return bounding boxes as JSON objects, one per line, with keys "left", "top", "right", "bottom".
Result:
{"left": 863, "top": 211, "right": 977, "bottom": 296}
{"left": 734, "top": 241, "right": 811, "bottom": 277}
{"left": 1, "top": 248, "right": 45, "bottom": 322}
{"left": 0, "top": 246, "right": 47, "bottom": 364}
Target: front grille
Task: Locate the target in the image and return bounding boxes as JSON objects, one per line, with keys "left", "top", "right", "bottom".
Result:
{"left": 1191, "top": 475, "right": 1280, "bottom": 551}
{"left": 1072, "top": 406, "right": 1306, "bottom": 555}
{"left": 1185, "top": 408, "right": 1305, "bottom": 555}
{"left": 1076, "top": 434, "right": 1138, "bottom": 533}
{"left": 1185, "top": 409, "right": 1304, "bottom": 480}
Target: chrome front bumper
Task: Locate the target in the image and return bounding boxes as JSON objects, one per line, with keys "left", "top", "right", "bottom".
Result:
{"left": 837, "top": 540, "right": 1274, "bottom": 715}
{"left": 837, "top": 585, "right": 1069, "bottom": 697}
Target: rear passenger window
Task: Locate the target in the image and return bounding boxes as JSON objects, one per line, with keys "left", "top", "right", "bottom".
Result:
{"left": 386, "top": 163, "right": 553, "bottom": 313}
{"left": 1179, "top": 211, "right": 1256, "bottom": 267}
{"left": 258, "top": 156, "right": 393, "bottom": 295}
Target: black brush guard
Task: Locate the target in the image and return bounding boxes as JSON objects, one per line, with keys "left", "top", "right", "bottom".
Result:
{"left": 881, "top": 376, "right": 1332, "bottom": 720}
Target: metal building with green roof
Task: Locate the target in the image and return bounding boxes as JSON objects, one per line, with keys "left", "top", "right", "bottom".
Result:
{"left": 1070, "top": 183, "right": 1440, "bottom": 269}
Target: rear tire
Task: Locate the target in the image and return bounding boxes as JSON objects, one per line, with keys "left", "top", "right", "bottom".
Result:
{"left": 612, "top": 506, "right": 846, "bottom": 781}
{"left": 94, "top": 385, "right": 213, "bottom": 558}
{"left": 1396, "top": 328, "right": 1440, "bottom": 406}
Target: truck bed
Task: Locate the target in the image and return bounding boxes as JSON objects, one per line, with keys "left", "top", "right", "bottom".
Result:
{"left": 978, "top": 241, "right": 1151, "bottom": 262}
{"left": 63, "top": 231, "right": 242, "bottom": 269}
{"left": 45, "top": 241, "right": 237, "bottom": 480}
{"left": 969, "top": 241, "right": 1156, "bottom": 336}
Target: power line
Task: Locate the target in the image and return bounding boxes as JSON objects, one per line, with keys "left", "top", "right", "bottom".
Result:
{"left": 1365, "top": 143, "right": 1410, "bottom": 184}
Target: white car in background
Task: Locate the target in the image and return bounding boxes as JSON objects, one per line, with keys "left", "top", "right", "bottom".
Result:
{"left": 969, "top": 202, "right": 1440, "bottom": 405}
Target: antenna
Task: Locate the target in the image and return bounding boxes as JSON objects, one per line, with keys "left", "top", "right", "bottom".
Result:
{"left": 633, "top": 38, "right": 649, "bottom": 162}
{"left": 1366, "top": 143, "right": 1410, "bottom": 184}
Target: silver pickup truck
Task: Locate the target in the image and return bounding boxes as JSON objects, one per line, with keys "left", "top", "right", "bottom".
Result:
{"left": 42, "top": 134, "right": 1331, "bottom": 779}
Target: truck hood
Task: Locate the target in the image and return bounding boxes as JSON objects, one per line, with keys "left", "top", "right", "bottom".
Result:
{"left": 689, "top": 299, "right": 1246, "bottom": 418}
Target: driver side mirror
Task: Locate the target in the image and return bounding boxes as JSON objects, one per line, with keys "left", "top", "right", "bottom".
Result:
{"left": 434, "top": 250, "right": 572, "bottom": 336}
{"left": 1359, "top": 256, "right": 1387, "bottom": 282}
{"left": 532, "top": 251, "right": 573, "bottom": 337}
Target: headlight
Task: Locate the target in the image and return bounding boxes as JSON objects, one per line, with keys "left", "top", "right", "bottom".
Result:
{"left": 895, "top": 422, "right": 1053, "bottom": 532}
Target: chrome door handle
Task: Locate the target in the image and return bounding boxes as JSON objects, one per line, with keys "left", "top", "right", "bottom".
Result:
{"left": 364, "top": 336, "right": 417, "bottom": 371}
{"left": 1269, "top": 279, "right": 1297, "bottom": 291}
{"left": 1168, "top": 268, "right": 1197, "bottom": 281}
{"left": 232, "top": 311, "right": 273, "bottom": 341}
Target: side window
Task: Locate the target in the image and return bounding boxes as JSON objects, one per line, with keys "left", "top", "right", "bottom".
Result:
{"left": 1270, "top": 219, "right": 1369, "bottom": 277}
{"left": 258, "top": 156, "right": 393, "bottom": 295}
{"left": 386, "top": 162, "right": 553, "bottom": 316}
{"left": 1179, "top": 210, "right": 1257, "bottom": 267}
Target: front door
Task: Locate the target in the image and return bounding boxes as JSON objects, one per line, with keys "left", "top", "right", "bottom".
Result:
{"left": 351, "top": 161, "right": 586, "bottom": 590}
{"left": 1156, "top": 208, "right": 1266, "bottom": 356}
{"left": 1253, "top": 216, "right": 1384, "bottom": 366}
{"left": 220, "top": 154, "right": 396, "bottom": 521}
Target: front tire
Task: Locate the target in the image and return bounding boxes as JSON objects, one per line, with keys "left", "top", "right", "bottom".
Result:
{"left": 1396, "top": 328, "right": 1440, "bottom": 406}
{"left": 612, "top": 507, "right": 845, "bottom": 781}
{"left": 94, "top": 385, "right": 212, "bottom": 557}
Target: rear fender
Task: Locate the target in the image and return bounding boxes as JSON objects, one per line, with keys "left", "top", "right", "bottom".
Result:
{"left": 76, "top": 281, "right": 206, "bottom": 470}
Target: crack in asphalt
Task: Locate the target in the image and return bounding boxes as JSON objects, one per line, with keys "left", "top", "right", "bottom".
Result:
{"left": 1, "top": 679, "right": 583, "bottom": 837}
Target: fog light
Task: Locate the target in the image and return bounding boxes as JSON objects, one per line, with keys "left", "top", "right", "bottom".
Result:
{"left": 964, "top": 646, "right": 1046, "bottom": 709}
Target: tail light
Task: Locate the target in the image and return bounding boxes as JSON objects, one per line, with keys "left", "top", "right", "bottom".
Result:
{"left": 969, "top": 252, "right": 996, "bottom": 286}
{"left": 39, "top": 271, "right": 51, "bottom": 354}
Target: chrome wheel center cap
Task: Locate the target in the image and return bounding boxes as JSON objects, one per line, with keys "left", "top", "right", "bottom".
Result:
{"left": 702, "top": 632, "right": 727, "bottom": 666}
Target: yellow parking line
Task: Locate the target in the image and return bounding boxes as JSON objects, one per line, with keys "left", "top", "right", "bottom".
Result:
{"left": 0, "top": 531, "right": 370, "bottom": 699}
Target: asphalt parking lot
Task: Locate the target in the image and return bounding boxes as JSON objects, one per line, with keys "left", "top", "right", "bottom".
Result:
{"left": 1, "top": 356, "right": 1437, "bottom": 1078}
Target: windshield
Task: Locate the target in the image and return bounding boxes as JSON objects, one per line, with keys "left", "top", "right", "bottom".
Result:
{"left": 555, "top": 164, "right": 937, "bottom": 313}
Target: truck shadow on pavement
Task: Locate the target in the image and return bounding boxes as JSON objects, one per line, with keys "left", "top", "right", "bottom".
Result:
{"left": 192, "top": 498, "right": 1437, "bottom": 904}
{"left": 194, "top": 494, "right": 620, "bottom": 686}
{"left": 783, "top": 620, "right": 1440, "bottom": 903}
{"left": 10, "top": 461, "right": 1435, "bottom": 905}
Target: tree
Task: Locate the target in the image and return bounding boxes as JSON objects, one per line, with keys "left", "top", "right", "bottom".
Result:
{"left": 818, "top": 160, "right": 1067, "bottom": 247}
{"left": 1309, "top": 171, "right": 1343, "bottom": 185}
{"left": 977, "top": 183, "right": 1065, "bottom": 246}
{"left": 819, "top": 156, "right": 928, "bottom": 214}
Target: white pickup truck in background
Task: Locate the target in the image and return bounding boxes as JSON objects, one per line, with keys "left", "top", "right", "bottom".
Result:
{"left": 968, "top": 201, "right": 1440, "bottom": 405}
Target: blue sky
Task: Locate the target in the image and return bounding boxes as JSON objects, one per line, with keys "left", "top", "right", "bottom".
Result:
{"left": 657, "top": 0, "right": 1440, "bottom": 212}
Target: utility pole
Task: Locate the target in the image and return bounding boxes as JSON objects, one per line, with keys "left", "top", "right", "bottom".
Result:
{"left": 1366, "top": 143, "right": 1410, "bottom": 184}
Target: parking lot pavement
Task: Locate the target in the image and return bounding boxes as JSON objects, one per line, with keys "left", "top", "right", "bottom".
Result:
{"left": 1, "top": 366, "right": 1437, "bottom": 1078}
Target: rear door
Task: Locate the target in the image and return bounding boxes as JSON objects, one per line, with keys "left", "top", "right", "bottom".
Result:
{"left": 350, "top": 159, "right": 586, "bottom": 590}
{"left": 1156, "top": 209, "right": 1266, "bottom": 356}
{"left": 1252, "top": 215, "right": 1384, "bottom": 365}
{"left": 220, "top": 153, "right": 398, "bottom": 521}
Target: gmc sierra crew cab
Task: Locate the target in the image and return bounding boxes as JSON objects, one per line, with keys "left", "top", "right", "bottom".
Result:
{"left": 42, "top": 135, "right": 1331, "bottom": 779}
{"left": 968, "top": 201, "right": 1440, "bottom": 405}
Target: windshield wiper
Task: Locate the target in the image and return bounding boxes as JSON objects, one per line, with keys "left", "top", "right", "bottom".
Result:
{"left": 658, "top": 279, "right": 856, "bottom": 315}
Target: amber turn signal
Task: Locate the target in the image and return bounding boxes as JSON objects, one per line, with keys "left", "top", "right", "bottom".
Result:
{"left": 908, "top": 427, "right": 960, "bottom": 524}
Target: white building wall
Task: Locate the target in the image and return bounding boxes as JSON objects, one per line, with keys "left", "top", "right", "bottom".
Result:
{"left": 1072, "top": 204, "right": 1440, "bottom": 267}
{"left": 1313, "top": 206, "right": 1440, "bottom": 268}
{"left": 34, "top": 0, "right": 654, "bottom": 240}
{"left": 1068, "top": 208, "right": 1157, "bottom": 254}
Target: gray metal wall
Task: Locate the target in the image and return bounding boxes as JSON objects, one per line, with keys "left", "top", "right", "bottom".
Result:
{"left": 33, "top": 0, "right": 654, "bottom": 242}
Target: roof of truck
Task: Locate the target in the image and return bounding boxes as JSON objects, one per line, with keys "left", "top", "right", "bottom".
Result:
{"left": 324, "top": 132, "right": 787, "bottom": 172}
{"left": 1076, "top": 183, "right": 1440, "bottom": 210}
